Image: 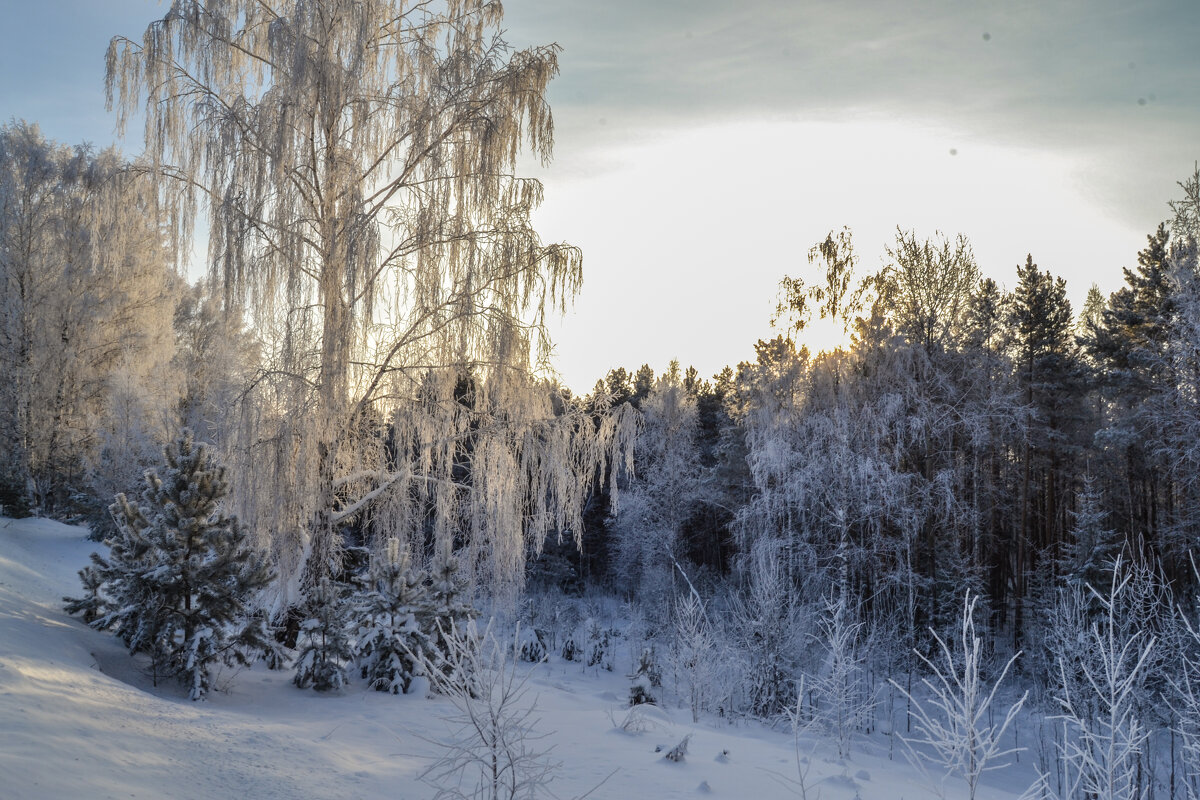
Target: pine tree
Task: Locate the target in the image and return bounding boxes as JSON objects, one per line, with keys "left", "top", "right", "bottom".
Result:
{"left": 629, "top": 646, "right": 661, "bottom": 706}
{"left": 1086, "top": 226, "right": 1177, "bottom": 548}
{"left": 67, "top": 430, "right": 274, "bottom": 700}
{"left": 1007, "top": 255, "right": 1088, "bottom": 645}
{"left": 424, "top": 545, "right": 478, "bottom": 690}
{"left": 354, "top": 538, "right": 431, "bottom": 695}
{"left": 293, "top": 576, "right": 354, "bottom": 692}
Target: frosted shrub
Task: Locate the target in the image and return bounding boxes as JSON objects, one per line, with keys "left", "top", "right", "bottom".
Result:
{"left": 890, "top": 592, "right": 1027, "bottom": 800}
{"left": 810, "top": 590, "right": 875, "bottom": 758}
{"left": 729, "top": 542, "right": 802, "bottom": 719}
{"left": 1053, "top": 558, "right": 1156, "bottom": 800}
{"left": 418, "top": 621, "right": 561, "bottom": 800}
{"left": 671, "top": 593, "right": 719, "bottom": 723}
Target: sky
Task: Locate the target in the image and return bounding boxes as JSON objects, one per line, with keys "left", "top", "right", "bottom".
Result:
{"left": 2, "top": 0, "right": 1199, "bottom": 391}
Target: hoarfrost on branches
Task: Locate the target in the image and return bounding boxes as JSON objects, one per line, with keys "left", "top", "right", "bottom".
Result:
{"left": 106, "top": 0, "right": 633, "bottom": 601}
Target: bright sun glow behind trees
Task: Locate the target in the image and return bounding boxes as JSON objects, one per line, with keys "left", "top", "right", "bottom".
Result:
{"left": 532, "top": 117, "right": 1148, "bottom": 389}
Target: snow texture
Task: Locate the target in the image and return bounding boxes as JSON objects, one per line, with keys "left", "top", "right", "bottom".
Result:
{"left": 2, "top": 515, "right": 1041, "bottom": 799}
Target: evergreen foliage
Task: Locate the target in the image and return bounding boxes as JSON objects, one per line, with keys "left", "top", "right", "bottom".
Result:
{"left": 293, "top": 577, "right": 354, "bottom": 692}
{"left": 629, "top": 646, "right": 661, "bottom": 706}
{"left": 354, "top": 538, "right": 432, "bottom": 694}
{"left": 65, "top": 430, "right": 273, "bottom": 700}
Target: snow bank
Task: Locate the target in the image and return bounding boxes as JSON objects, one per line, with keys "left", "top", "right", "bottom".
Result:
{"left": 0, "top": 516, "right": 1033, "bottom": 799}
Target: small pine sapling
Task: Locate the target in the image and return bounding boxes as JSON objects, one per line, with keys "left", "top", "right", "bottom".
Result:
{"left": 418, "top": 545, "right": 479, "bottom": 692}
{"left": 63, "top": 554, "right": 109, "bottom": 624}
{"left": 294, "top": 577, "right": 354, "bottom": 692}
{"left": 560, "top": 624, "right": 582, "bottom": 663}
{"left": 65, "top": 430, "right": 274, "bottom": 700}
{"left": 587, "top": 620, "right": 614, "bottom": 671}
{"left": 354, "top": 538, "right": 431, "bottom": 694}
{"left": 630, "top": 646, "right": 661, "bottom": 706}
{"left": 517, "top": 627, "right": 548, "bottom": 664}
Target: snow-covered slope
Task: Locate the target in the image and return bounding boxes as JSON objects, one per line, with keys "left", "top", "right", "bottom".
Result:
{"left": 0, "top": 516, "right": 1034, "bottom": 799}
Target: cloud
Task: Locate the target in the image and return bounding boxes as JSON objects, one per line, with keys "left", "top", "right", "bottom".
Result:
{"left": 505, "top": 0, "right": 1200, "bottom": 221}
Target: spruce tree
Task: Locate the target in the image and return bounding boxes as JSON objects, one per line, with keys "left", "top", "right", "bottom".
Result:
{"left": 1061, "top": 475, "right": 1122, "bottom": 604}
{"left": 66, "top": 430, "right": 274, "bottom": 699}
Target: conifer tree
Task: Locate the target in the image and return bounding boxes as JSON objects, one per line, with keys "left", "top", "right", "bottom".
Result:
{"left": 1007, "top": 255, "right": 1088, "bottom": 643}
{"left": 1061, "top": 475, "right": 1121, "bottom": 601}
{"left": 354, "top": 538, "right": 431, "bottom": 695}
{"left": 293, "top": 576, "right": 354, "bottom": 692}
{"left": 67, "top": 430, "right": 273, "bottom": 699}
{"left": 423, "top": 544, "right": 478, "bottom": 688}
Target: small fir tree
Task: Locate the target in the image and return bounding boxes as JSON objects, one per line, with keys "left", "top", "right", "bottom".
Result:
{"left": 354, "top": 538, "right": 431, "bottom": 694}
{"left": 293, "top": 576, "right": 354, "bottom": 692}
{"left": 65, "top": 430, "right": 274, "bottom": 699}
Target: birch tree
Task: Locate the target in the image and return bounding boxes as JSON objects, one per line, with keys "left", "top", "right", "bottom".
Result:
{"left": 106, "top": 0, "right": 629, "bottom": 600}
{"left": 0, "top": 121, "right": 177, "bottom": 514}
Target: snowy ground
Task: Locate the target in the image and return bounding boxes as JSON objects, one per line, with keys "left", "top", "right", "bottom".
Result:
{"left": 0, "top": 516, "right": 1040, "bottom": 799}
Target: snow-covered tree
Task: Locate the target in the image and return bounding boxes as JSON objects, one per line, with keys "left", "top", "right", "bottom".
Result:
{"left": 611, "top": 363, "right": 701, "bottom": 604}
{"left": 1060, "top": 475, "right": 1121, "bottom": 601}
{"left": 417, "top": 621, "right": 561, "bottom": 800}
{"left": 106, "top": 0, "right": 632, "bottom": 603}
{"left": 0, "top": 121, "right": 177, "bottom": 515}
{"left": 729, "top": 538, "right": 802, "bottom": 719}
{"left": 810, "top": 589, "right": 874, "bottom": 758}
{"left": 1052, "top": 558, "right": 1157, "bottom": 800}
{"left": 629, "top": 646, "right": 661, "bottom": 706}
{"left": 354, "top": 537, "right": 431, "bottom": 695}
{"left": 293, "top": 576, "right": 354, "bottom": 692}
{"left": 170, "top": 281, "right": 259, "bottom": 447}
{"left": 670, "top": 592, "right": 718, "bottom": 723}
{"left": 69, "top": 430, "right": 274, "bottom": 700}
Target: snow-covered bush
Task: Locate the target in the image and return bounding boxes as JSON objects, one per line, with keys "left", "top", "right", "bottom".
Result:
{"left": 663, "top": 733, "right": 691, "bottom": 763}
{"left": 65, "top": 430, "right": 273, "bottom": 700}
{"left": 1053, "top": 559, "right": 1156, "bottom": 800}
{"left": 418, "top": 621, "right": 560, "bottom": 800}
{"left": 671, "top": 593, "right": 719, "bottom": 723}
{"left": 586, "top": 619, "right": 615, "bottom": 671}
{"left": 809, "top": 589, "right": 875, "bottom": 758}
{"left": 729, "top": 541, "right": 802, "bottom": 719}
{"left": 629, "top": 646, "right": 662, "bottom": 706}
{"left": 890, "top": 592, "right": 1027, "bottom": 800}
{"left": 518, "top": 626, "right": 548, "bottom": 664}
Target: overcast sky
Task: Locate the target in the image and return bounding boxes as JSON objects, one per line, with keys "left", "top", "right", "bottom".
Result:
{"left": 2, "top": 0, "right": 1198, "bottom": 390}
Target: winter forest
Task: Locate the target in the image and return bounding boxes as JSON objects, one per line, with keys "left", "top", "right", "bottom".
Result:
{"left": 3, "top": 1, "right": 1200, "bottom": 798}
